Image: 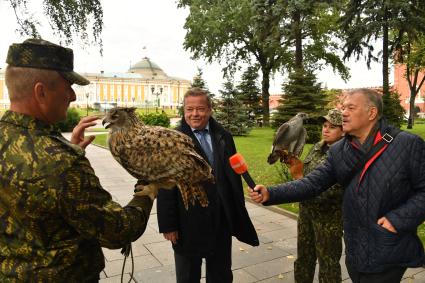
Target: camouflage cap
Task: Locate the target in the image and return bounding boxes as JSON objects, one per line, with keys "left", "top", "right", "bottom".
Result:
{"left": 320, "top": 108, "right": 342, "bottom": 126}
{"left": 6, "top": 38, "right": 89, "bottom": 86}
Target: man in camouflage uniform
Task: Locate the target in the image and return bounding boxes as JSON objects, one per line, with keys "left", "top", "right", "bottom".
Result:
{"left": 0, "top": 38, "right": 153, "bottom": 282}
{"left": 289, "top": 109, "right": 344, "bottom": 283}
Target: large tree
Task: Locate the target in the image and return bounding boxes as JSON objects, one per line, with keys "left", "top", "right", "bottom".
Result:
{"left": 178, "top": 0, "right": 291, "bottom": 126}
{"left": 340, "top": 0, "right": 425, "bottom": 125}
{"left": 393, "top": 2, "right": 425, "bottom": 128}
{"left": 286, "top": 0, "right": 349, "bottom": 78}
{"left": 8, "top": 0, "right": 103, "bottom": 49}
{"left": 395, "top": 35, "right": 425, "bottom": 128}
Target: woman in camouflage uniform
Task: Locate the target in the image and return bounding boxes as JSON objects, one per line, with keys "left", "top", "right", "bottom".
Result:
{"left": 291, "top": 109, "right": 344, "bottom": 283}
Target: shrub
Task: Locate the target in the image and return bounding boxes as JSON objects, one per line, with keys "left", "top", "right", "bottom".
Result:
{"left": 138, "top": 112, "right": 170, "bottom": 127}
{"left": 56, "top": 108, "right": 81, "bottom": 132}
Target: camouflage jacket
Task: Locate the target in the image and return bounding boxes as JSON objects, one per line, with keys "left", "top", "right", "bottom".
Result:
{"left": 0, "top": 111, "right": 152, "bottom": 282}
{"left": 301, "top": 140, "right": 343, "bottom": 210}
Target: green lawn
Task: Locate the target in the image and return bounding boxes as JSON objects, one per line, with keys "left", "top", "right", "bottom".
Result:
{"left": 91, "top": 134, "right": 108, "bottom": 147}
{"left": 92, "top": 124, "right": 425, "bottom": 244}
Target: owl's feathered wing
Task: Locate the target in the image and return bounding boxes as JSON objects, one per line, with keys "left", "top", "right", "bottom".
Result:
{"left": 108, "top": 125, "right": 213, "bottom": 209}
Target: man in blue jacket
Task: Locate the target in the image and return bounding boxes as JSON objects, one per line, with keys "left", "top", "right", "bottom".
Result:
{"left": 251, "top": 88, "right": 425, "bottom": 283}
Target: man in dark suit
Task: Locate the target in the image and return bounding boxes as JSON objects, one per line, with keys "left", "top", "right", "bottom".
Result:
{"left": 157, "top": 87, "right": 259, "bottom": 283}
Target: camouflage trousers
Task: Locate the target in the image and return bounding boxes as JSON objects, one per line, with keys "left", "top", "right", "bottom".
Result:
{"left": 294, "top": 203, "right": 343, "bottom": 283}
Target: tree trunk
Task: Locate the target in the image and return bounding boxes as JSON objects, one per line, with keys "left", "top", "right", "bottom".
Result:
{"left": 408, "top": 88, "right": 415, "bottom": 129}
{"left": 293, "top": 10, "right": 302, "bottom": 69}
{"left": 260, "top": 67, "right": 270, "bottom": 126}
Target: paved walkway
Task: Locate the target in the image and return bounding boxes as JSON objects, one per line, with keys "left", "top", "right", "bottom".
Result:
{"left": 81, "top": 143, "right": 425, "bottom": 283}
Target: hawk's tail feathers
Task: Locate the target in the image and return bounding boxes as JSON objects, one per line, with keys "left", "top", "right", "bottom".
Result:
{"left": 178, "top": 182, "right": 209, "bottom": 210}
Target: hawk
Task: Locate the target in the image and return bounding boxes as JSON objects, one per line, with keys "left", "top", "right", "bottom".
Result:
{"left": 268, "top": 112, "right": 308, "bottom": 164}
{"left": 102, "top": 107, "right": 214, "bottom": 209}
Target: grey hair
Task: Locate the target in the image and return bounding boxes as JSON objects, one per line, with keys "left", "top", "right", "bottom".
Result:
{"left": 347, "top": 88, "right": 383, "bottom": 119}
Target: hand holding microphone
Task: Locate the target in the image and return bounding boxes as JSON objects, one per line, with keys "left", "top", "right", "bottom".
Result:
{"left": 229, "top": 153, "right": 269, "bottom": 203}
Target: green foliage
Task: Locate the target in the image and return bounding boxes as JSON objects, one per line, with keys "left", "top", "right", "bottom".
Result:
{"left": 383, "top": 90, "right": 406, "bottom": 128}
{"left": 272, "top": 69, "right": 327, "bottom": 143}
{"left": 191, "top": 68, "right": 208, "bottom": 90}
{"left": 287, "top": 0, "right": 350, "bottom": 80}
{"left": 323, "top": 88, "right": 343, "bottom": 108}
{"left": 237, "top": 65, "right": 262, "bottom": 122}
{"left": 340, "top": 0, "right": 425, "bottom": 98}
{"left": 215, "top": 79, "right": 253, "bottom": 136}
{"left": 9, "top": 0, "right": 103, "bottom": 51}
{"left": 56, "top": 108, "right": 81, "bottom": 132}
{"left": 138, "top": 112, "right": 170, "bottom": 128}
{"left": 178, "top": 0, "right": 292, "bottom": 126}
{"left": 190, "top": 67, "right": 215, "bottom": 101}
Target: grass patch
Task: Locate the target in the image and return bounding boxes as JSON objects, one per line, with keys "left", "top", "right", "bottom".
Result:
{"left": 92, "top": 134, "right": 108, "bottom": 148}
{"left": 402, "top": 123, "right": 425, "bottom": 138}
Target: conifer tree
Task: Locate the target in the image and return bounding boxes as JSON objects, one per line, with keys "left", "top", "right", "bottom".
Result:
{"left": 272, "top": 69, "right": 327, "bottom": 143}
{"left": 191, "top": 68, "right": 207, "bottom": 89}
{"left": 383, "top": 90, "right": 405, "bottom": 128}
{"left": 215, "top": 79, "right": 253, "bottom": 136}
{"left": 237, "top": 65, "right": 262, "bottom": 124}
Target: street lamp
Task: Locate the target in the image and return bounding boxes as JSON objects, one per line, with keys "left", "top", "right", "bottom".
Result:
{"left": 151, "top": 86, "right": 163, "bottom": 112}
{"left": 85, "top": 92, "right": 90, "bottom": 116}
{"left": 132, "top": 96, "right": 135, "bottom": 107}
{"left": 104, "top": 98, "right": 107, "bottom": 114}
{"left": 177, "top": 81, "right": 181, "bottom": 114}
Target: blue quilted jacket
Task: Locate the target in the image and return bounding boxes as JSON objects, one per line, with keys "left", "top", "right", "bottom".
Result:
{"left": 265, "top": 120, "right": 425, "bottom": 273}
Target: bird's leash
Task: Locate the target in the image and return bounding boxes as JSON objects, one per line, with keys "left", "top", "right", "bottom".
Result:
{"left": 120, "top": 243, "right": 135, "bottom": 283}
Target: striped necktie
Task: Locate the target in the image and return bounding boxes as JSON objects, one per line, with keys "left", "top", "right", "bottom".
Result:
{"left": 195, "top": 129, "right": 214, "bottom": 165}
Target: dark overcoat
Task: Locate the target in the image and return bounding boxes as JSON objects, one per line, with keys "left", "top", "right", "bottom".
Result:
{"left": 157, "top": 117, "right": 259, "bottom": 256}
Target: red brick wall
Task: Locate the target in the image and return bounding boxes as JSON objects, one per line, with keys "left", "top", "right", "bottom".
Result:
{"left": 393, "top": 64, "right": 425, "bottom": 113}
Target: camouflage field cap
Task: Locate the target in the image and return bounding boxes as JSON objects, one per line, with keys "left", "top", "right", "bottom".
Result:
{"left": 320, "top": 108, "right": 342, "bottom": 126}
{"left": 6, "top": 38, "right": 89, "bottom": 86}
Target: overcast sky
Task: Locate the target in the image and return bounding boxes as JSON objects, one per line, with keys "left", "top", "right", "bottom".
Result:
{"left": 0, "top": 0, "right": 389, "bottom": 94}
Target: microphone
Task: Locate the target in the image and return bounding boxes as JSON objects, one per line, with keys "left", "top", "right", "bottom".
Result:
{"left": 229, "top": 153, "right": 256, "bottom": 189}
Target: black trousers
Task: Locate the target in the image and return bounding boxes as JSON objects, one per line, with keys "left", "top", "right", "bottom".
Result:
{"left": 174, "top": 215, "right": 232, "bottom": 283}
{"left": 346, "top": 263, "right": 406, "bottom": 283}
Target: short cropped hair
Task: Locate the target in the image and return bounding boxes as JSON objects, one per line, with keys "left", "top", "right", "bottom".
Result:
{"left": 5, "top": 65, "right": 59, "bottom": 101}
{"left": 347, "top": 88, "right": 383, "bottom": 119}
{"left": 183, "top": 87, "right": 212, "bottom": 109}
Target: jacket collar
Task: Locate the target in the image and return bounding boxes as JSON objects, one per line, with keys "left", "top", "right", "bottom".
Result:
{"left": 0, "top": 110, "right": 58, "bottom": 134}
{"left": 347, "top": 119, "right": 394, "bottom": 151}
{"left": 180, "top": 116, "right": 225, "bottom": 140}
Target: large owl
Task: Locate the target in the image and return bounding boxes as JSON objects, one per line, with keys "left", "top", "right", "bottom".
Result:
{"left": 102, "top": 107, "right": 214, "bottom": 209}
{"left": 268, "top": 112, "right": 308, "bottom": 164}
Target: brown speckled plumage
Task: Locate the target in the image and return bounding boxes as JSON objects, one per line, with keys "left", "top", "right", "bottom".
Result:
{"left": 103, "top": 107, "right": 213, "bottom": 209}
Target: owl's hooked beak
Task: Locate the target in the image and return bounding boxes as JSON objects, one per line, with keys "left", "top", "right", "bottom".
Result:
{"left": 102, "top": 117, "right": 111, "bottom": 129}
